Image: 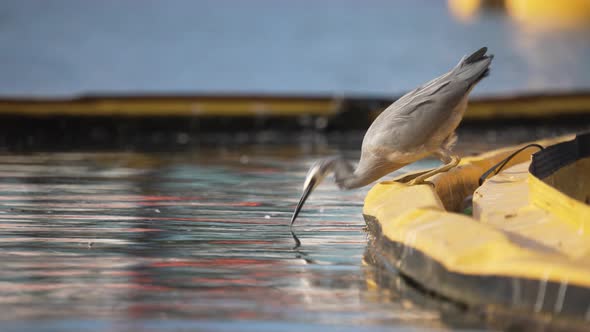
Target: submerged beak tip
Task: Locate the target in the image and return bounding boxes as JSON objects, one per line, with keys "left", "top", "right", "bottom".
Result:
{"left": 290, "top": 230, "right": 301, "bottom": 249}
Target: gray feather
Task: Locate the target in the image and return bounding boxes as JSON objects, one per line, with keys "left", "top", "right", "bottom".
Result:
{"left": 463, "top": 47, "right": 488, "bottom": 64}
{"left": 361, "top": 47, "right": 493, "bottom": 155}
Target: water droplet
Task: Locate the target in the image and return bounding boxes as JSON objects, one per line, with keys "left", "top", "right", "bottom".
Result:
{"left": 315, "top": 117, "right": 328, "bottom": 129}
{"left": 176, "top": 133, "right": 189, "bottom": 144}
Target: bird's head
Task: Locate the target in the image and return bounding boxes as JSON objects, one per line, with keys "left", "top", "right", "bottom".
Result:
{"left": 290, "top": 158, "right": 338, "bottom": 227}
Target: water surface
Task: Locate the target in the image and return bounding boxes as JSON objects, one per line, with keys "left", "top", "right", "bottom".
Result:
{"left": 0, "top": 140, "right": 467, "bottom": 331}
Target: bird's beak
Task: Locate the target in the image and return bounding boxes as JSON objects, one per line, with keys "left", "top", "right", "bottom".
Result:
{"left": 290, "top": 158, "right": 335, "bottom": 228}
{"left": 290, "top": 177, "right": 315, "bottom": 227}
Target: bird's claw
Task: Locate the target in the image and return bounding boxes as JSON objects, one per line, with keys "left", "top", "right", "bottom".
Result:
{"left": 408, "top": 179, "right": 435, "bottom": 187}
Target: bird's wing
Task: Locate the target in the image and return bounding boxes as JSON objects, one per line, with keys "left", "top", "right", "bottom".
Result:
{"left": 382, "top": 47, "right": 492, "bottom": 122}
{"left": 364, "top": 47, "right": 493, "bottom": 153}
{"left": 387, "top": 72, "right": 453, "bottom": 118}
{"left": 363, "top": 72, "right": 463, "bottom": 152}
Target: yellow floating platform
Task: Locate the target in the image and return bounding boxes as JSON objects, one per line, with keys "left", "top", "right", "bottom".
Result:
{"left": 363, "top": 133, "right": 590, "bottom": 326}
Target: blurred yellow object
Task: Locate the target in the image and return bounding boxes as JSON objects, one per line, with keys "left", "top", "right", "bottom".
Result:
{"left": 447, "top": 0, "right": 505, "bottom": 22}
{"left": 447, "top": 0, "right": 483, "bottom": 22}
{"left": 506, "top": 0, "right": 590, "bottom": 29}
{"left": 0, "top": 96, "right": 338, "bottom": 117}
{"left": 3, "top": 92, "right": 590, "bottom": 119}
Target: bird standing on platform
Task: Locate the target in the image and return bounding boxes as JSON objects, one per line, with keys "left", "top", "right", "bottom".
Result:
{"left": 290, "top": 47, "right": 493, "bottom": 226}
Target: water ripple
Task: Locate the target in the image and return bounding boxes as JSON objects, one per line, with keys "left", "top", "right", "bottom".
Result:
{"left": 0, "top": 146, "right": 451, "bottom": 329}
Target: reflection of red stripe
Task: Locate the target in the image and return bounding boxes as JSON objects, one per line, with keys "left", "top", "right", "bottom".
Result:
{"left": 8, "top": 201, "right": 263, "bottom": 208}
{"left": 151, "top": 261, "right": 207, "bottom": 268}
{"left": 236, "top": 201, "right": 261, "bottom": 207}
{"left": 0, "top": 194, "right": 203, "bottom": 201}
{"left": 0, "top": 283, "right": 172, "bottom": 291}
{"left": 151, "top": 258, "right": 276, "bottom": 268}
{"left": 122, "top": 228, "right": 162, "bottom": 232}
{"left": 209, "top": 240, "right": 273, "bottom": 245}
{"left": 139, "top": 195, "right": 202, "bottom": 201}
{"left": 0, "top": 214, "right": 142, "bottom": 220}
{"left": 107, "top": 283, "right": 172, "bottom": 291}
{"left": 0, "top": 214, "right": 278, "bottom": 225}
{"left": 153, "top": 217, "right": 274, "bottom": 224}
{"left": 127, "top": 303, "right": 182, "bottom": 318}
{"left": 0, "top": 202, "right": 266, "bottom": 208}
{"left": 103, "top": 271, "right": 144, "bottom": 277}
{"left": 236, "top": 311, "right": 259, "bottom": 320}
{"left": 136, "top": 201, "right": 262, "bottom": 207}
{"left": 0, "top": 201, "right": 262, "bottom": 209}
{"left": 0, "top": 215, "right": 268, "bottom": 223}
{"left": 191, "top": 277, "right": 265, "bottom": 285}
{"left": 244, "top": 168, "right": 278, "bottom": 174}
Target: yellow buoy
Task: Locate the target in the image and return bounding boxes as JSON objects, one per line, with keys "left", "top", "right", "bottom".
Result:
{"left": 506, "top": 0, "right": 590, "bottom": 29}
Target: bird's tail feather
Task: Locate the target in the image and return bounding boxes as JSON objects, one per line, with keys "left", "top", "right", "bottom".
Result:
{"left": 455, "top": 47, "right": 493, "bottom": 85}
{"left": 463, "top": 47, "right": 489, "bottom": 65}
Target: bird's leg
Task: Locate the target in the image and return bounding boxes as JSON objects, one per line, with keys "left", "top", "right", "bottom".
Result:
{"left": 408, "top": 149, "right": 460, "bottom": 185}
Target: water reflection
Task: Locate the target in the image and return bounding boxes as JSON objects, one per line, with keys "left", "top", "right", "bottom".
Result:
{"left": 0, "top": 142, "right": 452, "bottom": 330}
{"left": 0, "top": 126, "right": 588, "bottom": 330}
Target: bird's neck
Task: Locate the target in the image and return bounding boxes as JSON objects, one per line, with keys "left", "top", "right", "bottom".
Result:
{"left": 331, "top": 158, "right": 367, "bottom": 190}
{"left": 331, "top": 157, "right": 399, "bottom": 190}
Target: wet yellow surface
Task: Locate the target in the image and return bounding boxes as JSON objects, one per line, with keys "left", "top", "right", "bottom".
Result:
{"left": 363, "top": 135, "right": 590, "bottom": 325}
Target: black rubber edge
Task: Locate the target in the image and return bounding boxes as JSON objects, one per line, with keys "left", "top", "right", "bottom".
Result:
{"left": 530, "top": 131, "right": 590, "bottom": 179}
{"left": 363, "top": 213, "right": 590, "bottom": 330}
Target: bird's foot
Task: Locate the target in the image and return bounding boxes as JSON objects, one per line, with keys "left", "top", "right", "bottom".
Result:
{"left": 408, "top": 178, "right": 435, "bottom": 187}
{"left": 383, "top": 169, "right": 434, "bottom": 185}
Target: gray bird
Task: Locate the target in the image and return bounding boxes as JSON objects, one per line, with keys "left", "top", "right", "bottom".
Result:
{"left": 290, "top": 47, "right": 493, "bottom": 226}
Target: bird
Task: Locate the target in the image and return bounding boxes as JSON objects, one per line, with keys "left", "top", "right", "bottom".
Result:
{"left": 290, "top": 47, "right": 493, "bottom": 227}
